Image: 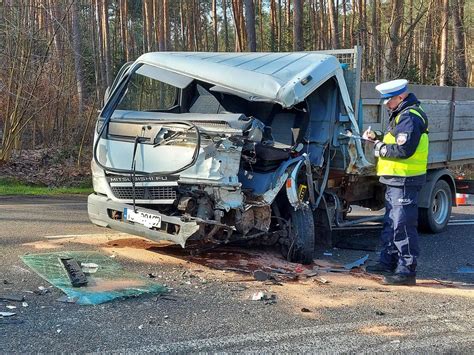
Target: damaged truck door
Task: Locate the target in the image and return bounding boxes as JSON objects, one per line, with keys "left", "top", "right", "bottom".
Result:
{"left": 88, "top": 52, "right": 368, "bottom": 264}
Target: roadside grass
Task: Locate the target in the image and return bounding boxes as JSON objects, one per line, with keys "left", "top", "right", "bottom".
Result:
{"left": 0, "top": 178, "right": 92, "bottom": 196}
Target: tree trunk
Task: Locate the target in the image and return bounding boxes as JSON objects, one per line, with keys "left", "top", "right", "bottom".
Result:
{"left": 452, "top": 0, "right": 467, "bottom": 86}
{"left": 384, "top": 0, "right": 404, "bottom": 79}
{"left": 439, "top": 0, "right": 449, "bottom": 85}
{"left": 212, "top": 0, "right": 218, "bottom": 51}
{"left": 231, "top": 0, "right": 244, "bottom": 51}
{"left": 328, "top": 0, "right": 339, "bottom": 48}
{"left": 119, "top": 0, "right": 129, "bottom": 61}
{"left": 70, "top": 0, "right": 85, "bottom": 116}
{"left": 270, "top": 0, "right": 277, "bottom": 50}
{"left": 258, "top": 0, "right": 263, "bottom": 50}
{"left": 163, "top": 0, "right": 169, "bottom": 50}
{"left": 293, "top": 0, "right": 303, "bottom": 51}
{"left": 180, "top": 0, "right": 186, "bottom": 50}
{"left": 244, "top": 0, "right": 256, "bottom": 51}
{"left": 101, "top": 0, "right": 112, "bottom": 87}
{"left": 342, "top": 0, "right": 347, "bottom": 47}
{"left": 222, "top": 0, "right": 230, "bottom": 51}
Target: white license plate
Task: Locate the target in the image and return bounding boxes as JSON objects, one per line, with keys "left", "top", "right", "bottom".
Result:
{"left": 124, "top": 208, "right": 162, "bottom": 229}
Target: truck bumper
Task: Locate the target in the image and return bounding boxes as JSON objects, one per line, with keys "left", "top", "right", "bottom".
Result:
{"left": 87, "top": 194, "right": 200, "bottom": 247}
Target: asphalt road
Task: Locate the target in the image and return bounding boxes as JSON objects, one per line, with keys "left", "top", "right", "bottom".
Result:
{"left": 0, "top": 195, "right": 473, "bottom": 353}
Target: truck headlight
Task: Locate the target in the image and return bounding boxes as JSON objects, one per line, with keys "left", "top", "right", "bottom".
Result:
{"left": 91, "top": 159, "right": 109, "bottom": 195}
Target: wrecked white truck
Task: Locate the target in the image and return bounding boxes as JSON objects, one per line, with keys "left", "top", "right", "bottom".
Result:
{"left": 88, "top": 48, "right": 474, "bottom": 264}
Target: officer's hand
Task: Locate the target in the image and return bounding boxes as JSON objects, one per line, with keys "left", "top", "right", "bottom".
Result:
{"left": 374, "top": 140, "right": 387, "bottom": 157}
{"left": 362, "top": 128, "right": 376, "bottom": 140}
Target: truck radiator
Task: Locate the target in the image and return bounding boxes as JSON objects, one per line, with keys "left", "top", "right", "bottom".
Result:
{"left": 110, "top": 186, "right": 177, "bottom": 201}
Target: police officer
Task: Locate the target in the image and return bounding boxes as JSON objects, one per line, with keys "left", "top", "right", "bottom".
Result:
{"left": 364, "top": 79, "right": 429, "bottom": 286}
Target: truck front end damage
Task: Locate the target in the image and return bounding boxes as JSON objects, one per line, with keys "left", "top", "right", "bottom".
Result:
{"left": 89, "top": 112, "right": 282, "bottom": 246}
{"left": 88, "top": 50, "right": 373, "bottom": 263}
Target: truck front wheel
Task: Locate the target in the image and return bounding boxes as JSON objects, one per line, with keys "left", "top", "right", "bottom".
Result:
{"left": 280, "top": 207, "right": 315, "bottom": 264}
{"left": 419, "top": 180, "right": 452, "bottom": 233}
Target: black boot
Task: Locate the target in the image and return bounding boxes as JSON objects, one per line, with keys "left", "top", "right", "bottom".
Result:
{"left": 365, "top": 263, "right": 394, "bottom": 275}
{"left": 383, "top": 274, "right": 416, "bottom": 286}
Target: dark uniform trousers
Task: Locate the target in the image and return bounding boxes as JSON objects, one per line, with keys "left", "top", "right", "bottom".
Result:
{"left": 379, "top": 184, "right": 421, "bottom": 276}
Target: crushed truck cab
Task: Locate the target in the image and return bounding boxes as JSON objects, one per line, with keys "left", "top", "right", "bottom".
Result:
{"left": 88, "top": 50, "right": 375, "bottom": 264}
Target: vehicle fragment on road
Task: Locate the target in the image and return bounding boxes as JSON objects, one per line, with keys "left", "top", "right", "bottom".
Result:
{"left": 21, "top": 251, "right": 167, "bottom": 305}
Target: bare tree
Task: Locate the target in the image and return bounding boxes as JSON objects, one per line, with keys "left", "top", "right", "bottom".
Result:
{"left": 222, "top": 0, "right": 230, "bottom": 51}
{"left": 244, "top": 0, "right": 256, "bottom": 51}
{"left": 328, "top": 0, "right": 339, "bottom": 48}
{"left": 452, "top": 0, "right": 467, "bottom": 86}
{"left": 71, "top": 0, "right": 85, "bottom": 116}
{"left": 212, "top": 0, "right": 218, "bottom": 51}
{"left": 439, "top": 0, "right": 449, "bottom": 85}
{"left": 293, "top": 0, "right": 303, "bottom": 51}
{"left": 384, "top": 0, "right": 404, "bottom": 79}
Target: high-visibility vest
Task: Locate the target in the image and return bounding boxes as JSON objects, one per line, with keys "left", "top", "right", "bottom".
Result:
{"left": 377, "top": 107, "right": 429, "bottom": 177}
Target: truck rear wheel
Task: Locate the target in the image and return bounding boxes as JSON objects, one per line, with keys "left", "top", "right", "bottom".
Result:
{"left": 281, "top": 207, "right": 315, "bottom": 264}
{"left": 419, "top": 180, "right": 452, "bottom": 233}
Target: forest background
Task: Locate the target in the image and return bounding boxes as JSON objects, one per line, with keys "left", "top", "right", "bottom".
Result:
{"left": 0, "top": 0, "right": 472, "bottom": 186}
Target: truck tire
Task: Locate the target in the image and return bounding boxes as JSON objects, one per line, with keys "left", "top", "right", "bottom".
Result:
{"left": 419, "top": 180, "right": 452, "bottom": 233}
{"left": 282, "top": 207, "right": 315, "bottom": 264}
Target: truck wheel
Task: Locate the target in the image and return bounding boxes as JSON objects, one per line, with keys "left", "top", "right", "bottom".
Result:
{"left": 419, "top": 180, "right": 452, "bottom": 233}
{"left": 281, "top": 207, "right": 315, "bottom": 264}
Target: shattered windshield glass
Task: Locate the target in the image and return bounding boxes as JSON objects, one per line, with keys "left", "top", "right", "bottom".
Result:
{"left": 116, "top": 69, "right": 178, "bottom": 112}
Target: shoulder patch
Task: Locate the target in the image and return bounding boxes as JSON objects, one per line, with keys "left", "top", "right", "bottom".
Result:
{"left": 396, "top": 133, "right": 408, "bottom": 145}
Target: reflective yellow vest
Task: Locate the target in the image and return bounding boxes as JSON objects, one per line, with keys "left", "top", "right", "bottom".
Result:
{"left": 377, "top": 108, "right": 429, "bottom": 177}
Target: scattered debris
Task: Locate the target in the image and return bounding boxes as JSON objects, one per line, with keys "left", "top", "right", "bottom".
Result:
{"left": 34, "top": 286, "right": 51, "bottom": 295}
{"left": 313, "top": 277, "right": 329, "bottom": 284}
{"left": 156, "top": 295, "right": 178, "bottom": 302}
{"left": 60, "top": 257, "right": 88, "bottom": 287}
{"left": 0, "top": 294, "right": 25, "bottom": 302}
{"left": 433, "top": 279, "right": 474, "bottom": 289}
{"left": 263, "top": 294, "right": 277, "bottom": 305}
{"left": 0, "top": 312, "right": 16, "bottom": 317}
{"left": 456, "top": 266, "right": 474, "bottom": 274}
{"left": 253, "top": 269, "right": 271, "bottom": 281}
{"left": 294, "top": 266, "right": 305, "bottom": 273}
{"left": 375, "top": 311, "right": 385, "bottom": 316}
{"left": 56, "top": 295, "right": 79, "bottom": 303}
{"left": 328, "top": 268, "right": 351, "bottom": 273}
{"left": 81, "top": 262, "right": 99, "bottom": 274}
{"left": 344, "top": 254, "right": 369, "bottom": 270}
{"left": 251, "top": 291, "right": 266, "bottom": 301}
{"left": 22, "top": 251, "right": 167, "bottom": 305}
{"left": 301, "top": 308, "right": 312, "bottom": 313}
{"left": 230, "top": 285, "right": 248, "bottom": 292}
{"left": 251, "top": 291, "right": 277, "bottom": 304}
